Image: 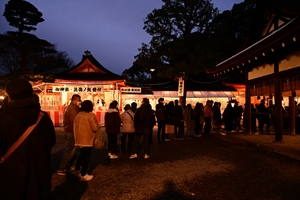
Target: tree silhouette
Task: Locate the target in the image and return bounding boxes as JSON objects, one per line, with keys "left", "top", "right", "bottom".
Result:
{"left": 3, "top": 0, "right": 44, "bottom": 33}
{"left": 129, "top": 0, "right": 258, "bottom": 105}
{"left": 0, "top": 0, "right": 67, "bottom": 80}
{"left": 134, "top": 0, "right": 219, "bottom": 105}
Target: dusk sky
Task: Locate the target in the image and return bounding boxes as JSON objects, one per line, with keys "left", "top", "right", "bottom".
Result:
{"left": 0, "top": 0, "right": 243, "bottom": 75}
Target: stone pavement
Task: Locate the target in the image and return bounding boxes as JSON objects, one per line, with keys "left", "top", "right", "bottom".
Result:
{"left": 211, "top": 130, "right": 300, "bottom": 162}
{"left": 53, "top": 126, "right": 300, "bottom": 163}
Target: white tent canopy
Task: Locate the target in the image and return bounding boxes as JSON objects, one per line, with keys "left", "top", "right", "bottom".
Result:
{"left": 152, "top": 91, "right": 235, "bottom": 98}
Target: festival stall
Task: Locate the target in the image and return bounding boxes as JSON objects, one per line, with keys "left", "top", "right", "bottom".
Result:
{"left": 34, "top": 51, "right": 125, "bottom": 126}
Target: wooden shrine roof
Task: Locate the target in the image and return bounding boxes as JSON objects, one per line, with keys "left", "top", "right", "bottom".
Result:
{"left": 54, "top": 51, "right": 124, "bottom": 82}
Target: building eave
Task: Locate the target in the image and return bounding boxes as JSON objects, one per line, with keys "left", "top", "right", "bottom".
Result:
{"left": 206, "top": 16, "right": 300, "bottom": 76}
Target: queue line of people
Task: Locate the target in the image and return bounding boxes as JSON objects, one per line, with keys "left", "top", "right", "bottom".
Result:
{"left": 2, "top": 78, "right": 295, "bottom": 200}
{"left": 0, "top": 81, "right": 246, "bottom": 189}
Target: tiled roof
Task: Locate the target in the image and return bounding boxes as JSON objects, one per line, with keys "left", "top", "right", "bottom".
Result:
{"left": 55, "top": 51, "right": 124, "bottom": 81}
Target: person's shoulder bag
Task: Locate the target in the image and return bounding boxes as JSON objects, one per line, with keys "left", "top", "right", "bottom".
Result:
{"left": 0, "top": 111, "right": 44, "bottom": 163}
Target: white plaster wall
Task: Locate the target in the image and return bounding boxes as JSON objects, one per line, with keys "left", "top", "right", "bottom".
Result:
{"left": 279, "top": 50, "right": 300, "bottom": 72}
{"left": 248, "top": 63, "right": 274, "bottom": 80}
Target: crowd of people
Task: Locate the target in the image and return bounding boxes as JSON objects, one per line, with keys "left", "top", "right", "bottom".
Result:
{"left": 0, "top": 78, "right": 247, "bottom": 199}
{"left": 53, "top": 97, "right": 248, "bottom": 181}
{"left": 5, "top": 79, "right": 300, "bottom": 199}
{"left": 3, "top": 78, "right": 300, "bottom": 199}
{"left": 251, "top": 99, "right": 300, "bottom": 135}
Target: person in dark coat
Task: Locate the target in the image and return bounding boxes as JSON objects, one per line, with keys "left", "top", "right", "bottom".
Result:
{"left": 164, "top": 101, "right": 175, "bottom": 141}
{"left": 155, "top": 98, "right": 167, "bottom": 142}
{"left": 130, "top": 98, "right": 155, "bottom": 159}
{"left": 223, "top": 102, "right": 235, "bottom": 134}
{"left": 0, "top": 78, "right": 56, "bottom": 200}
{"left": 173, "top": 99, "right": 184, "bottom": 140}
{"left": 256, "top": 99, "right": 267, "bottom": 134}
{"left": 233, "top": 102, "right": 243, "bottom": 132}
{"left": 212, "top": 102, "right": 222, "bottom": 132}
{"left": 105, "top": 101, "right": 121, "bottom": 159}
{"left": 203, "top": 100, "right": 213, "bottom": 135}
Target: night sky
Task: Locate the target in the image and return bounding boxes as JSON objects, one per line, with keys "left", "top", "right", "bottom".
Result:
{"left": 0, "top": 0, "right": 243, "bottom": 75}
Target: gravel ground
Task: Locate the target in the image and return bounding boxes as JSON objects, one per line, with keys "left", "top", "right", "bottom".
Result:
{"left": 50, "top": 127, "right": 300, "bottom": 200}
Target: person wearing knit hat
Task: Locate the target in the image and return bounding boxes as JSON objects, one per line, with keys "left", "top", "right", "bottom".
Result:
{"left": 5, "top": 78, "right": 33, "bottom": 100}
{"left": 0, "top": 78, "right": 56, "bottom": 199}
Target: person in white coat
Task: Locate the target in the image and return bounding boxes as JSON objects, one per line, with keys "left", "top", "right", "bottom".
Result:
{"left": 121, "top": 104, "right": 135, "bottom": 153}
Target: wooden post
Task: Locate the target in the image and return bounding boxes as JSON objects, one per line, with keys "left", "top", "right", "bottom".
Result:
{"left": 274, "top": 78, "right": 283, "bottom": 141}
{"left": 244, "top": 85, "right": 251, "bottom": 134}
{"left": 289, "top": 96, "right": 296, "bottom": 135}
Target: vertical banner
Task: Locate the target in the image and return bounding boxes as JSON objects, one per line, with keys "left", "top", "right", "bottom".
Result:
{"left": 178, "top": 77, "right": 184, "bottom": 96}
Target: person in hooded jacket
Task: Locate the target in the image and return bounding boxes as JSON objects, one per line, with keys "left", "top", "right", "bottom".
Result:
{"left": 0, "top": 78, "right": 56, "bottom": 200}
{"left": 105, "top": 101, "right": 121, "bottom": 159}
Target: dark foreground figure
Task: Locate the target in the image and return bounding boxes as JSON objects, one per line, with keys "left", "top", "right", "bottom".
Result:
{"left": 0, "top": 79, "right": 56, "bottom": 200}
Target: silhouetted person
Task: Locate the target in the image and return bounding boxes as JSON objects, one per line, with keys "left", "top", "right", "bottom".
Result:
{"left": 223, "top": 102, "right": 235, "bottom": 134}
{"left": 155, "top": 98, "right": 166, "bottom": 142}
{"left": 257, "top": 99, "right": 266, "bottom": 134}
{"left": 0, "top": 78, "right": 56, "bottom": 200}
{"left": 173, "top": 100, "right": 184, "bottom": 140}
{"left": 130, "top": 98, "right": 155, "bottom": 159}
{"left": 203, "top": 100, "right": 213, "bottom": 135}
